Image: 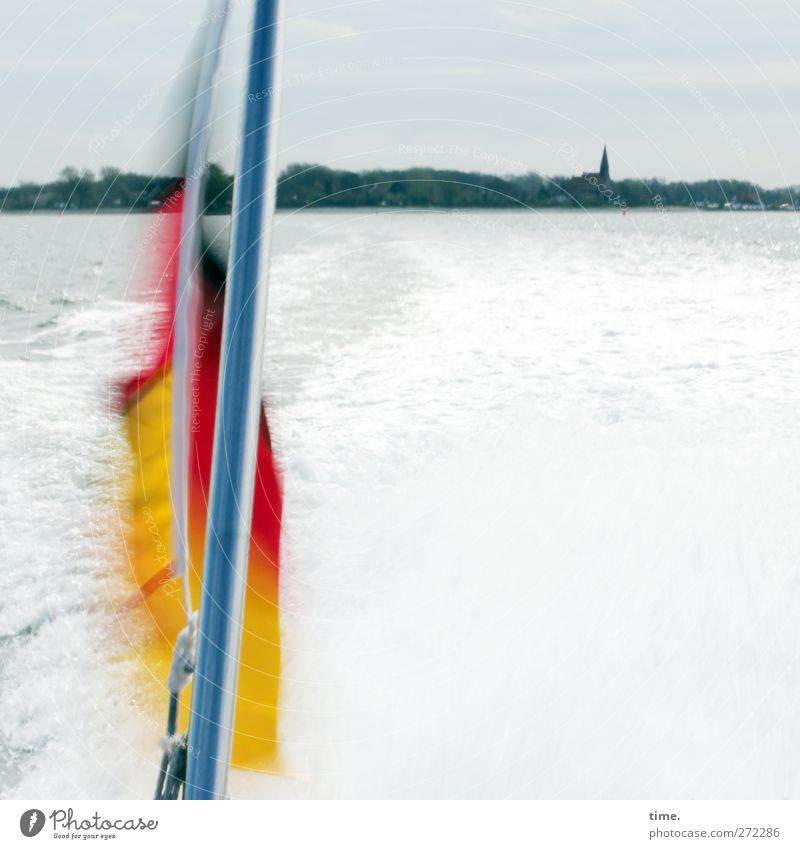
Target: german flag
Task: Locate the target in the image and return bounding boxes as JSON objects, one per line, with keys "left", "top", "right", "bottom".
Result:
{"left": 117, "top": 183, "right": 283, "bottom": 770}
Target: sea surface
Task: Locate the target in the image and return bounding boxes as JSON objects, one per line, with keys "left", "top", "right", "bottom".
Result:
{"left": 1, "top": 208, "right": 800, "bottom": 798}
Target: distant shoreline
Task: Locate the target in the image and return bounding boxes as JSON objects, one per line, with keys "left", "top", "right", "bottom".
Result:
{"left": 2, "top": 206, "right": 793, "bottom": 215}
{"left": 2, "top": 164, "right": 796, "bottom": 213}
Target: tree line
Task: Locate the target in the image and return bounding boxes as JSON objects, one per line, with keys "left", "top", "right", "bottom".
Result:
{"left": 1, "top": 163, "right": 796, "bottom": 212}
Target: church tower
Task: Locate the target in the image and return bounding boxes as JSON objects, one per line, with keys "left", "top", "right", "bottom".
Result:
{"left": 599, "top": 145, "right": 609, "bottom": 182}
{"left": 581, "top": 144, "right": 612, "bottom": 184}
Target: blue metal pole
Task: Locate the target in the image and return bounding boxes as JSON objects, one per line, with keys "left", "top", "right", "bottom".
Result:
{"left": 185, "top": 0, "right": 283, "bottom": 800}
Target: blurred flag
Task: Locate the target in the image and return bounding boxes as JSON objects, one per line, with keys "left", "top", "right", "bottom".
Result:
{"left": 116, "top": 178, "right": 283, "bottom": 769}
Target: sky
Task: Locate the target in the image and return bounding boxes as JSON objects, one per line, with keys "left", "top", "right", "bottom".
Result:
{"left": 0, "top": 0, "right": 798, "bottom": 187}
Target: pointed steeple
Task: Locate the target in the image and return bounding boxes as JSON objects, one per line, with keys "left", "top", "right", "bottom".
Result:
{"left": 599, "top": 144, "right": 610, "bottom": 182}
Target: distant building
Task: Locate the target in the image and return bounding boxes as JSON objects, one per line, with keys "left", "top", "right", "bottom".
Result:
{"left": 582, "top": 145, "right": 610, "bottom": 184}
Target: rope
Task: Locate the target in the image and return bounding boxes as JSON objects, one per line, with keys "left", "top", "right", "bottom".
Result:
{"left": 155, "top": 732, "right": 189, "bottom": 800}
{"left": 167, "top": 612, "right": 198, "bottom": 698}
{"left": 154, "top": 614, "right": 197, "bottom": 800}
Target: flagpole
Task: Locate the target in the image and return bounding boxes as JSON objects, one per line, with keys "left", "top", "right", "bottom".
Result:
{"left": 170, "top": 0, "right": 230, "bottom": 619}
{"left": 185, "top": 0, "right": 284, "bottom": 800}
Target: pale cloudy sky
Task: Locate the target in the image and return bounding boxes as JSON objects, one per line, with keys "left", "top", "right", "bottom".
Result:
{"left": 1, "top": 0, "right": 798, "bottom": 187}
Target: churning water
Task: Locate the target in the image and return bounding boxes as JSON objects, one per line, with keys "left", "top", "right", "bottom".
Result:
{"left": 2, "top": 208, "right": 800, "bottom": 798}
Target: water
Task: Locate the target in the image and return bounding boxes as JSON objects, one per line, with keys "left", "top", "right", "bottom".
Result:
{"left": 1, "top": 208, "right": 800, "bottom": 798}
